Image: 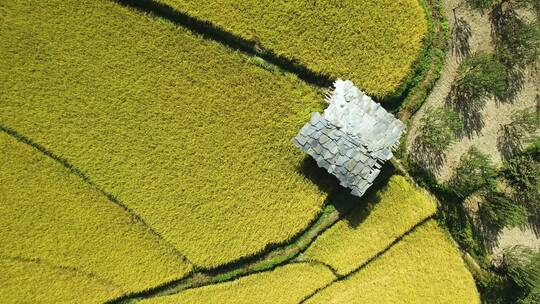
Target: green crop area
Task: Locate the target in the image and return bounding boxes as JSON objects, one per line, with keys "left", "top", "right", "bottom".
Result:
{"left": 155, "top": 0, "right": 429, "bottom": 98}
{"left": 0, "top": 0, "right": 328, "bottom": 269}
{"left": 0, "top": 132, "right": 191, "bottom": 300}
{"left": 141, "top": 263, "right": 335, "bottom": 304}
{"left": 301, "top": 175, "right": 437, "bottom": 275}
{"left": 305, "top": 221, "right": 481, "bottom": 304}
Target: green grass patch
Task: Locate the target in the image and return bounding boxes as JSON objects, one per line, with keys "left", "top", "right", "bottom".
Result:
{"left": 154, "top": 0, "right": 429, "bottom": 99}
{"left": 0, "top": 132, "right": 191, "bottom": 299}
{"left": 301, "top": 175, "right": 437, "bottom": 275}
{"left": 0, "top": 0, "right": 331, "bottom": 268}
{"left": 305, "top": 220, "right": 480, "bottom": 304}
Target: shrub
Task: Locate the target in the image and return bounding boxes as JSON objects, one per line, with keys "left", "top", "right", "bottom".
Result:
{"left": 479, "top": 191, "right": 528, "bottom": 232}
{"left": 501, "top": 246, "right": 540, "bottom": 297}
{"left": 498, "top": 108, "right": 540, "bottom": 158}
{"left": 503, "top": 142, "right": 540, "bottom": 226}
{"left": 416, "top": 107, "right": 464, "bottom": 153}
{"left": 448, "top": 146, "right": 498, "bottom": 198}
{"left": 491, "top": 1, "right": 540, "bottom": 68}
{"left": 465, "top": 0, "right": 496, "bottom": 10}
{"left": 454, "top": 52, "right": 508, "bottom": 102}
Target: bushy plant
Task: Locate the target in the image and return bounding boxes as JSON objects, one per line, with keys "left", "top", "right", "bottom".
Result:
{"left": 417, "top": 107, "right": 464, "bottom": 153}
{"left": 503, "top": 142, "right": 540, "bottom": 225}
{"left": 498, "top": 108, "right": 540, "bottom": 158}
{"left": 501, "top": 246, "right": 540, "bottom": 298}
{"left": 449, "top": 146, "right": 498, "bottom": 198}
{"left": 454, "top": 52, "right": 508, "bottom": 102}
{"left": 479, "top": 191, "right": 528, "bottom": 231}
{"left": 491, "top": 0, "right": 540, "bottom": 68}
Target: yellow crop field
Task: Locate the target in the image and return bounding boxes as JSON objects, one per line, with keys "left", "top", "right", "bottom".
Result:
{"left": 305, "top": 221, "right": 481, "bottom": 304}
{"left": 302, "top": 175, "right": 437, "bottom": 275}
{"left": 141, "top": 263, "right": 335, "bottom": 304}
{"left": 0, "top": 0, "right": 328, "bottom": 268}
{"left": 0, "top": 132, "right": 191, "bottom": 298}
{"left": 154, "top": 0, "right": 428, "bottom": 98}
{"left": 0, "top": 257, "right": 121, "bottom": 304}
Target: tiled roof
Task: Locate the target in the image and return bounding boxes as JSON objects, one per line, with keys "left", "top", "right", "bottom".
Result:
{"left": 292, "top": 80, "right": 405, "bottom": 197}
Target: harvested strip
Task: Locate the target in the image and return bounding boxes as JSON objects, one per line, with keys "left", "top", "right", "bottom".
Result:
{"left": 0, "top": 257, "right": 121, "bottom": 304}
{"left": 0, "top": 132, "right": 191, "bottom": 295}
{"left": 141, "top": 263, "right": 336, "bottom": 304}
{"left": 301, "top": 175, "right": 437, "bottom": 275}
{"left": 0, "top": 0, "right": 328, "bottom": 268}
{"left": 152, "top": 0, "right": 428, "bottom": 98}
{"left": 305, "top": 221, "right": 480, "bottom": 304}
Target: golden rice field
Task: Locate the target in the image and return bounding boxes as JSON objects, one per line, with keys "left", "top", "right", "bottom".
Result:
{"left": 0, "top": 132, "right": 191, "bottom": 301}
{"left": 301, "top": 175, "right": 437, "bottom": 275}
{"left": 0, "top": 0, "right": 481, "bottom": 302}
{"left": 155, "top": 0, "right": 429, "bottom": 98}
{"left": 141, "top": 263, "right": 335, "bottom": 304}
{"left": 305, "top": 221, "right": 481, "bottom": 304}
{"left": 0, "top": 257, "right": 121, "bottom": 304}
{"left": 0, "top": 0, "right": 328, "bottom": 269}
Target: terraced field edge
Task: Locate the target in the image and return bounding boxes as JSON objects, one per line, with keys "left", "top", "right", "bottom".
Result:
{"left": 297, "top": 216, "right": 434, "bottom": 303}
{"left": 0, "top": 124, "right": 192, "bottom": 267}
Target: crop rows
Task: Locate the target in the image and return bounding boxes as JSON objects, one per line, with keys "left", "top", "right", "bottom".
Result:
{"left": 0, "top": 0, "right": 332, "bottom": 269}
{"left": 152, "top": 0, "right": 429, "bottom": 99}
{"left": 305, "top": 221, "right": 480, "bottom": 303}
{"left": 0, "top": 132, "right": 191, "bottom": 302}
{"left": 301, "top": 175, "right": 437, "bottom": 275}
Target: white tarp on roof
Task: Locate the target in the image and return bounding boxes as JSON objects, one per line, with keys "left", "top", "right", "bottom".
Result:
{"left": 323, "top": 79, "right": 405, "bottom": 159}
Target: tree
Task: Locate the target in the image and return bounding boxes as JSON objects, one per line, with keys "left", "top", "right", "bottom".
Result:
{"left": 454, "top": 52, "right": 508, "bottom": 102}
{"left": 500, "top": 246, "right": 540, "bottom": 300}
{"left": 448, "top": 146, "right": 498, "bottom": 198}
{"left": 491, "top": 0, "right": 540, "bottom": 68}
{"left": 479, "top": 191, "right": 528, "bottom": 232}
{"left": 503, "top": 141, "right": 540, "bottom": 227}
{"left": 411, "top": 107, "right": 464, "bottom": 171}
{"left": 417, "top": 107, "right": 464, "bottom": 152}
{"left": 449, "top": 52, "right": 508, "bottom": 135}
{"left": 498, "top": 108, "right": 540, "bottom": 159}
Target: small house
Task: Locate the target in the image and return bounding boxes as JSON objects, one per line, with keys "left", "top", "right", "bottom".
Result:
{"left": 292, "top": 79, "right": 405, "bottom": 197}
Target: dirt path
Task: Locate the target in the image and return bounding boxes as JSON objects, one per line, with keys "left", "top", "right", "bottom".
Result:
{"left": 407, "top": 0, "right": 537, "bottom": 181}
{"left": 406, "top": 0, "right": 539, "bottom": 253}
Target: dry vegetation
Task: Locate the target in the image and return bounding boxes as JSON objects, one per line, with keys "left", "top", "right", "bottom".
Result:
{"left": 140, "top": 263, "right": 335, "bottom": 304}
{"left": 0, "top": 0, "right": 329, "bottom": 268}
{"left": 301, "top": 175, "right": 437, "bottom": 275}
{"left": 0, "top": 257, "right": 121, "bottom": 304}
{"left": 305, "top": 221, "right": 481, "bottom": 304}
{"left": 156, "top": 0, "right": 429, "bottom": 98}
{"left": 0, "top": 132, "right": 192, "bottom": 298}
